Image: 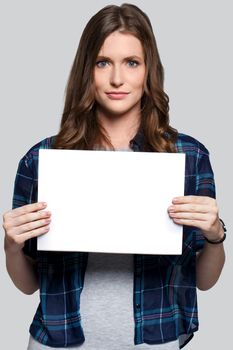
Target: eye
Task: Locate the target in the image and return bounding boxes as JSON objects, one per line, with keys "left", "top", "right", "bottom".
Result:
{"left": 127, "top": 60, "right": 139, "bottom": 67}
{"left": 95, "top": 60, "right": 109, "bottom": 68}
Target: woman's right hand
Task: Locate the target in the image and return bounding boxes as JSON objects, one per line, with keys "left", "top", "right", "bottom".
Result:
{"left": 3, "top": 202, "right": 51, "bottom": 253}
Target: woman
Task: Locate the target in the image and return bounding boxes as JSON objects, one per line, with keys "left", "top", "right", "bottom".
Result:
{"left": 3, "top": 3, "right": 225, "bottom": 349}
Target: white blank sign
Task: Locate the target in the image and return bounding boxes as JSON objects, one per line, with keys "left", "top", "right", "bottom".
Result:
{"left": 37, "top": 149, "right": 185, "bottom": 255}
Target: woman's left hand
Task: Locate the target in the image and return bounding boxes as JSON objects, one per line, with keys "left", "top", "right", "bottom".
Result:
{"left": 167, "top": 196, "right": 224, "bottom": 241}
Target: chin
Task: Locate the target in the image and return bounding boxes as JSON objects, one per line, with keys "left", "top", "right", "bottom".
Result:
{"left": 106, "top": 109, "right": 133, "bottom": 117}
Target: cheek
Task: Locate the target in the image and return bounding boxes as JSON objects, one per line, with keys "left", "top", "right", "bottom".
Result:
{"left": 130, "top": 71, "right": 146, "bottom": 90}
{"left": 93, "top": 72, "right": 105, "bottom": 91}
{"left": 94, "top": 74, "right": 101, "bottom": 90}
{"left": 93, "top": 77, "right": 106, "bottom": 101}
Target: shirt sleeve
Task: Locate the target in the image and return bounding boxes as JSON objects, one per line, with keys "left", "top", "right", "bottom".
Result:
{"left": 12, "top": 153, "right": 38, "bottom": 259}
{"left": 194, "top": 144, "right": 216, "bottom": 252}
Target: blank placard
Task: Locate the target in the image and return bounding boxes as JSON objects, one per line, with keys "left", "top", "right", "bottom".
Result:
{"left": 37, "top": 149, "right": 185, "bottom": 255}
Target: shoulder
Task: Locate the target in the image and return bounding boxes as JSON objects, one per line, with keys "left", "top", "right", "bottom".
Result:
{"left": 176, "top": 132, "right": 210, "bottom": 156}
{"left": 23, "top": 135, "right": 56, "bottom": 161}
{"left": 18, "top": 135, "right": 57, "bottom": 174}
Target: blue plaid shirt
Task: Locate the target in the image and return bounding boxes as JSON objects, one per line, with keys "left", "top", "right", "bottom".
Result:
{"left": 12, "top": 131, "right": 215, "bottom": 348}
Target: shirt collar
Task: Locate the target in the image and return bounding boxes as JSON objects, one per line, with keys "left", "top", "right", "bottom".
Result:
{"left": 129, "top": 128, "right": 145, "bottom": 151}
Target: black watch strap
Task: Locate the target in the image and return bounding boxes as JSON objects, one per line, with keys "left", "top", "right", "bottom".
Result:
{"left": 204, "top": 218, "right": 227, "bottom": 244}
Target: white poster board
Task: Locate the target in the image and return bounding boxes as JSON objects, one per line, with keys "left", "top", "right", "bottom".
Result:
{"left": 37, "top": 149, "right": 185, "bottom": 255}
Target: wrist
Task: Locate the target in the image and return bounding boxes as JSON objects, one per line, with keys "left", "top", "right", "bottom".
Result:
{"left": 4, "top": 237, "right": 23, "bottom": 254}
{"left": 204, "top": 219, "right": 226, "bottom": 245}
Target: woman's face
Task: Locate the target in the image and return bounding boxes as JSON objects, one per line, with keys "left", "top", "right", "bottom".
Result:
{"left": 93, "top": 31, "right": 146, "bottom": 119}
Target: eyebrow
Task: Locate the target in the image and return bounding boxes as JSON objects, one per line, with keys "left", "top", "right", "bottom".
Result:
{"left": 96, "top": 55, "right": 144, "bottom": 61}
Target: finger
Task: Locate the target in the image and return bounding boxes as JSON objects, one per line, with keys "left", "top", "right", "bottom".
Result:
{"left": 17, "top": 225, "right": 50, "bottom": 245}
{"left": 168, "top": 203, "right": 210, "bottom": 214}
{"left": 168, "top": 211, "right": 207, "bottom": 221}
{"left": 13, "top": 210, "right": 51, "bottom": 227}
{"left": 9, "top": 202, "right": 47, "bottom": 218}
{"left": 172, "top": 196, "right": 214, "bottom": 205}
{"left": 171, "top": 218, "right": 204, "bottom": 228}
{"left": 12, "top": 217, "right": 52, "bottom": 235}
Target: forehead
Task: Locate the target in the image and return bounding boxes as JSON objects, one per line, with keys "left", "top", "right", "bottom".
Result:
{"left": 98, "top": 31, "right": 144, "bottom": 58}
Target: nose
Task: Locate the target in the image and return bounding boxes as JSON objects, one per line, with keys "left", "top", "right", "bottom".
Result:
{"left": 110, "top": 65, "right": 124, "bottom": 87}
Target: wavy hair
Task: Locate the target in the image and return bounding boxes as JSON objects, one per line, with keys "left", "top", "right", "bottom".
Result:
{"left": 54, "top": 3, "right": 178, "bottom": 152}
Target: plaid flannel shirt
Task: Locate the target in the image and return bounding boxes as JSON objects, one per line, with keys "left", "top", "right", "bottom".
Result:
{"left": 12, "top": 130, "right": 215, "bottom": 348}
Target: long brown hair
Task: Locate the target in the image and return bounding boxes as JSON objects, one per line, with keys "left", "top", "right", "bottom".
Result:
{"left": 54, "top": 3, "right": 178, "bottom": 152}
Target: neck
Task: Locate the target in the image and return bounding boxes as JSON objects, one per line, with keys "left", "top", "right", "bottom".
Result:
{"left": 96, "top": 109, "right": 141, "bottom": 149}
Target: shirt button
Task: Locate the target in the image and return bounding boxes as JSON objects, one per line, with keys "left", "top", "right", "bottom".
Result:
{"left": 136, "top": 303, "right": 141, "bottom": 309}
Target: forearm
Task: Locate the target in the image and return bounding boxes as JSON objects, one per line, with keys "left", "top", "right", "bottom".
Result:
{"left": 196, "top": 241, "right": 225, "bottom": 291}
{"left": 4, "top": 238, "right": 39, "bottom": 295}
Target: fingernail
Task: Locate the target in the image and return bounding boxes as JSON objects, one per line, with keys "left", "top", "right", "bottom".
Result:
{"left": 172, "top": 198, "right": 179, "bottom": 203}
{"left": 168, "top": 206, "right": 175, "bottom": 212}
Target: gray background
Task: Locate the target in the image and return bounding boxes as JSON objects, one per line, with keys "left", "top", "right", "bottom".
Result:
{"left": 0, "top": 0, "right": 232, "bottom": 348}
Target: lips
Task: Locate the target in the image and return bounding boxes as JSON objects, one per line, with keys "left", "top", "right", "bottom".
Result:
{"left": 105, "top": 92, "right": 129, "bottom": 100}
{"left": 106, "top": 91, "right": 129, "bottom": 94}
